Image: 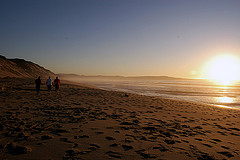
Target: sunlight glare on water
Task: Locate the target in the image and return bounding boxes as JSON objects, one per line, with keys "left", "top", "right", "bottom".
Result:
{"left": 74, "top": 79, "right": 240, "bottom": 109}
{"left": 216, "top": 96, "right": 234, "bottom": 104}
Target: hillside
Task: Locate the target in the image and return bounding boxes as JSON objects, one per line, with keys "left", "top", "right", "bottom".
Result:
{"left": 59, "top": 73, "right": 187, "bottom": 81}
{"left": 0, "top": 55, "right": 55, "bottom": 78}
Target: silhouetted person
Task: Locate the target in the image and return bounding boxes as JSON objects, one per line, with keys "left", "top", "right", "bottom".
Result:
{"left": 35, "top": 76, "right": 42, "bottom": 95}
{"left": 46, "top": 76, "right": 52, "bottom": 92}
{"left": 54, "top": 77, "right": 60, "bottom": 92}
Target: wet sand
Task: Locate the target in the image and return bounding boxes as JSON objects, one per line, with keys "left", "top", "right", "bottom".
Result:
{"left": 0, "top": 78, "right": 240, "bottom": 160}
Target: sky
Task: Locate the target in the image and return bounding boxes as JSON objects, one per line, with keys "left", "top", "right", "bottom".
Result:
{"left": 1, "top": 0, "right": 240, "bottom": 78}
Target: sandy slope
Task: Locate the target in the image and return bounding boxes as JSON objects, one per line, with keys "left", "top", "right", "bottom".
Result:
{"left": 0, "top": 78, "right": 240, "bottom": 160}
{"left": 0, "top": 55, "right": 55, "bottom": 78}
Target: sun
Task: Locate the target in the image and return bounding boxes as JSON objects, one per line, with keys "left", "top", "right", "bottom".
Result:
{"left": 204, "top": 54, "right": 240, "bottom": 85}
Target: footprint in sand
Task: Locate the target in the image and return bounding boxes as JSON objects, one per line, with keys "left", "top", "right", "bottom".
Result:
{"left": 88, "top": 146, "right": 97, "bottom": 151}
{"left": 217, "top": 151, "right": 234, "bottom": 158}
{"left": 125, "top": 137, "right": 134, "bottom": 143}
{"left": 60, "top": 137, "right": 74, "bottom": 143}
{"left": 41, "top": 135, "right": 54, "bottom": 140}
{"left": 135, "top": 150, "right": 156, "bottom": 159}
{"left": 217, "top": 131, "right": 227, "bottom": 136}
{"left": 229, "top": 127, "right": 240, "bottom": 131}
{"left": 109, "top": 143, "right": 118, "bottom": 147}
{"left": 122, "top": 145, "right": 133, "bottom": 151}
{"left": 79, "top": 135, "right": 89, "bottom": 138}
{"left": 221, "top": 146, "right": 230, "bottom": 150}
{"left": 95, "top": 131, "right": 104, "bottom": 135}
{"left": 90, "top": 127, "right": 99, "bottom": 130}
{"left": 64, "top": 149, "right": 81, "bottom": 157}
{"left": 90, "top": 143, "right": 100, "bottom": 149}
{"left": 4, "top": 142, "right": 32, "bottom": 155}
{"left": 105, "top": 151, "right": 121, "bottom": 159}
{"left": 202, "top": 143, "right": 212, "bottom": 148}
{"left": 194, "top": 138, "right": 203, "bottom": 141}
{"left": 72, "top": 143, "right": 78, "bottom": 148}
{"left": 182, "top": 140, "right": 189, "bottom": 143}
{"left": 105, "top": 136, "right": 116, "bottom": 140}
{"left": 153, "top": 144, "right": 168, "bottom": 152}
{"left": 164, "top": 139, "right": 175, "bottom": 145}
{"left": 211, "top": 138, "right": 222, "bottom": 142}
{"left": 209, "top": 141, "right": 217, "bottom": 144}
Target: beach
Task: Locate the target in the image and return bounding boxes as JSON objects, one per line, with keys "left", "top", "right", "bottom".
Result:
{"left": 0, "top": 78, "right": 240, "bottom": 160}
{"left": 67, "top": 78, "right": 240, "bottom": 110}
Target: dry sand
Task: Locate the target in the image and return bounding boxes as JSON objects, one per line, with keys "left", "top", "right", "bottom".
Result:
{"left": 0, "top": 78, "right": 240, "bottom": 160}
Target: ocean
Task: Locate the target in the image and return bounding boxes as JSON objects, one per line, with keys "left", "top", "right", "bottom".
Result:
{"left": 75, "top": 79, "right": 240, "bottom": 109}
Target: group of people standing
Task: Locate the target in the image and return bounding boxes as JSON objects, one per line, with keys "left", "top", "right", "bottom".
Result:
{"left": 35, "top": 76, "right": 60, "bottom": 95}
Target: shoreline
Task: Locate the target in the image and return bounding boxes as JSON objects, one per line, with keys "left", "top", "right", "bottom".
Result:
{"left": 63, "top": 79, "right": 240, "bottom": 111}
{"left": 0, "top": 78, "right": 240, "bottom": 159}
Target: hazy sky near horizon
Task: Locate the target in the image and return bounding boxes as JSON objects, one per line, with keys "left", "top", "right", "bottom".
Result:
{"left": 1, "top": 0, "right": 240, "bottom": 78}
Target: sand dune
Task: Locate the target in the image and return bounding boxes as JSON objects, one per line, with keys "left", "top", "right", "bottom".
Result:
{"left": 0, "top": 78, "right": 239, "bottom": 159}
{"left": 0, "top": 55, "right": 55, "bottom": 78}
